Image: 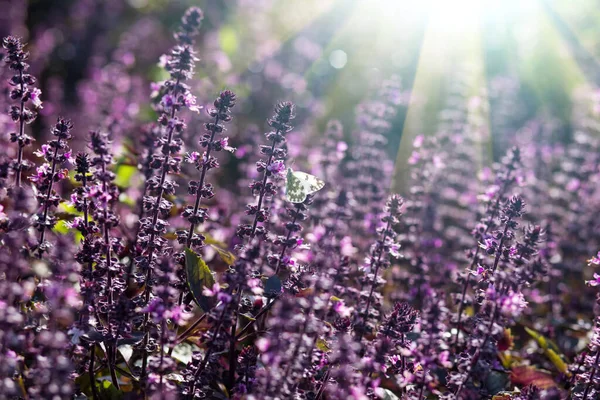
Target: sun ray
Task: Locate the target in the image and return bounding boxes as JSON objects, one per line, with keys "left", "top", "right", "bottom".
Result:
{"left": 392, "top": 6, "right": 487, "bottom": 192}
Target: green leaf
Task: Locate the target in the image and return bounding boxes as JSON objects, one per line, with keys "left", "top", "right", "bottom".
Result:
{"left": 58, "top": 202, "right": 82, "bottom": 216}
{"left": 547, "top": 348, "right": 569, "bottom": 374}
{"left": 525, "top": 326, "right": 548, "bottom": 349}
{"left": 98, "top": 380, "right": 123, "bottom": 400}
{"left": 185, "top": 248, "right": 216, "bottom": 312}
{"left": 240, "top": 313, "right": 256, "bottom": 321}
{"left": 74, "top": 373, "right": 92, "bottom": 396}
{"left": 202, "top": 232, "right": 227, "bottom": 247}
{"left": 316, "top": 338, "right": 330, "bottom": 352}
{"left": 524, "top": 326, "right": 570, "bottom": 375}
{"left": 212, "top": 245, "right": 237, "bottom": 265}
{"left": 219, "top": 26, "right": 238, "bottom": 56}
{"left": 171, "top": 342, "right": 197, "bottom": 365}
{"left": 196, "top": 231, "right": 236, "bottom": 265}
{"left": 53, "top": 220, "right": 70, "bottom": 235}
{"left": 114, "top": 164, "right": 138, "bottom": 188}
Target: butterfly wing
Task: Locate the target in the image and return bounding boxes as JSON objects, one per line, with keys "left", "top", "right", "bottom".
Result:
{"left": 292, "top": 171, "right": 325, "bottom": 194}
{"left": 286, "top": 168, "right": 308, "bottom": 203}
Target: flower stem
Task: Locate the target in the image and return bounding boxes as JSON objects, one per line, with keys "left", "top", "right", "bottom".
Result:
{"left": 185, "top": 115, "right": 220, "bottom": 247}
{"left": 357, "top": 216, "right": 393, "bottom": 341}
{"left": 14, "top": 69, "right": 25, "bottom": 188}
{"left": 37, "top": 144, "right": 61, "bottom": 258}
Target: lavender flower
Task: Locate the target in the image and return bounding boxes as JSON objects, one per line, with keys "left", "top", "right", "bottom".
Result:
{"left": 135, "top": 5, "right": 204, "bottom": 382}
{"left": 237, "top": 101, "right": 295, "bottom": 240}
{"left": 572, "top": 255, "right": 600, "bottom": 399}
{"left": 178, "top": 90, "right": 236, "bottom": 249}
{"left": 1, "top": 3, "right": 600, "bottom": 399}
{"left": 3, "top": 36, "right": 42, "bottom": 187}
{"left": 355, "top": 194, "right": 404, "bottom": 339}
{"left": 30, "top": 117, "right": 73, "bottom": 257}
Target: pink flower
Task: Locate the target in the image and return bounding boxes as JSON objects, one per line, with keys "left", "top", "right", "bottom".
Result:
{"left": 266, "top": 160, "right": 285, "bottom": 175}
{"left": 478, "top": 185, "right": 499, "bottom": 202}
{"left": 64, "top": 150, "right": 74, "bottom": 164}
{"left": 389, "top": 243, "right": 401, "bottom": 257}
{"left": 161, "top": 94, "right": 174, "bottom": 108}
{"left": 332, "top": 299, "right": 351, "bottom": 318}
{"left": 340, "top": 236, "right": 357, "bottom": 257}
{"left": 439, "top": 350, "right": 452, "bottom": 368}
{"left": 183, "top": 92, "right": 201, "bottom": 112}
{"left": 157, "top": 54, "right": 168, "bottom": 68}
{"left": 169, "top": 305, "right": 190, "bottom": 326}
{"left": 30, "top": 88, "right": 43, "bottom": 109}
{"left": 408, "top": 150, "right": 420, "bottom": 165}
{"left": 202, "top": 282, "right": 221, "bottom": 297}
{"left": 65, "top": 217, "right": 84, "bottom": 230}
{"left": 470, "top": 264, "right": 486, "bottom": 277}
{"left": 500, "top": 291, "right": 527, "bottom": 317}
{"left": 281, "top": 256, "right": 296, "bottom": 268}
{"left": 586, "top": 273, "right": 600, "bottom": 287}
{"left": 247, "top": 278, "right": 263, "bottom": 295}
{"left": 185, "top": 151, "right": 201, "bottom": 164}
{"left": 34, "top": 144, "right": 50, "bottom": 158}
{"left": 30, "top": 164, "right": 49, "bottom": 183}
{"left": 150, "top": 81, "right": 162, "bottom": 97}
{"left": 413, "top": 135, "right": 424, "bottom": 148}
{"left": 566, "top": 178, "right": 580, "bottom": 192}
{"left": 256, "top": 337, "right": 270, "bottom": 352}
{"left": 56, "top": 169, "right": 68, "bottom": 180}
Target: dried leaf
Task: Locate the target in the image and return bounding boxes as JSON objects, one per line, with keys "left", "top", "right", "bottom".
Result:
{"left": 510, "top": 366, "right": 556, "bottom": 389}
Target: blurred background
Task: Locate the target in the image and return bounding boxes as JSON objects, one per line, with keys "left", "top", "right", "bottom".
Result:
{"left": 2, "top": 0, "right": 598, "bottom": 190}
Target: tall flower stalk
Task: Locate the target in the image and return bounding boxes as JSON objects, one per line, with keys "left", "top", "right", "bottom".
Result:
{"left": 356, "top": 194, "right": 403, "bottom": 341}
{"left": 237, "top": 102, "right": 295, "bottom": 240}
{"left": 135, "top": 6, "right": 204, "bottom": 381}
{"left": 179, "top": 90, "right": 236, "bottom": 249}
{"left": 454, "top": 147, "right": 521, "bottom": 346}
{"left": 3, "top": 36, "right": 42, "bottom": 187}
{"left": 572, "top": 253, "right": 600, "bottom": 399}
{"left": 71, "top": 152, "right": 97, "bottom": 325}
{"left": 31, "top": 118, "right": 73, "bottom": 257}
{"left": 88, "top": 131, "right": 122, "bottom": 388}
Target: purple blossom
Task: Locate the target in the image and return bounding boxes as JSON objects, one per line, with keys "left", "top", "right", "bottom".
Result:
{"left": 0, "top": 3, "right": 599, "bottom": 399}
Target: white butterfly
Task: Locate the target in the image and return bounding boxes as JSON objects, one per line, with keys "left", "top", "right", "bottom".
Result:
{"left": 285, "top": 168, "right": 325, "bottom": 203}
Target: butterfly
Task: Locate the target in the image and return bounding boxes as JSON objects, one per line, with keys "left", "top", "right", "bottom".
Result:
{"left": 285, "top": 168, "right": 325, "bottom": 203}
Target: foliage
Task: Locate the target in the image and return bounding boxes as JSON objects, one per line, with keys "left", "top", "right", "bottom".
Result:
{"left": 1, "top": 2, "right": 600, "bottom": 400}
